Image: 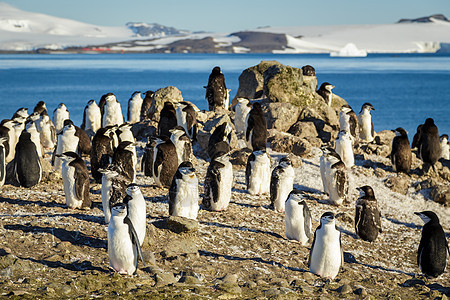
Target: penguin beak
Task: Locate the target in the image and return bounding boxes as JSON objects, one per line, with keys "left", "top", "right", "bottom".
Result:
{"left": 414, "top": 212, "right": 421, "bottom": 216}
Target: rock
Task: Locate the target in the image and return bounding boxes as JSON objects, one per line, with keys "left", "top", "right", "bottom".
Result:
{"left": 216, "top": 282, "right": 242, "bottom": 295}
{"left": 261, "top": 101, "right": 300, "bottom": 132}
{"left": 232, "top": 66, "right": 265, "bottom": 103}
{"left": 337, "top": 284, "right": 352, "bottom": 295}
{"left": 374, "top": 130, "right": 395, "bottom": 146}
{"left": 336, "top": 212, "right": 353, "bottom": 224}
{"left": 146, "top": 86, "right": 183, "bottom": 121}
{"left": 268, "top": 130, "right": 311, "bottom": 157}
{"left": 131, "top": 120, "right": 157, "bottom": 140}
{"left": 288, "top": 121, "right": 318, "bottom": 139}
{"left": 292, "top": 139, "right": 312, "bottom": 157}
{"left": 430, "top": 185, "right": 450, "bottom": 205}
{"left": 161, "top": 238, "right": 198, "bottom": 259}
{"left": 197, "top": 113, "right": 238, "bottom": 153}
{"left": 222, "top": 273, "right": 238, "bottom": 284}
{"left": 374, "top": 168, "right": 387, "bottom": 178}
{"left": 166, "top": 216, "right": 199, "bottom": 234}
{"left": 354, "top": 286, "right": 368, "bottom": 296}
{"left": 270, "top": 278, "right": 290, "bottom": 288}
{"left": 155, "top": 270, "right": 177, "bottom": 287}
{"left": 384, "top": 176, "right": 410, "bottom": 195}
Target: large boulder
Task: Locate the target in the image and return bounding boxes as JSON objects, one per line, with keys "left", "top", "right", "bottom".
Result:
{"left": 261, "top": 101, "right": 300, "bottom": 132}
{"left": 146, "top": 86, "right": 184, "bottom": 121}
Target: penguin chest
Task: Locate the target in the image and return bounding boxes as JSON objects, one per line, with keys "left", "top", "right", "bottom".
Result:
{"left": 61, "top": 163, "right": 82, "bottom": 209}
{"left": 128, "top": 197, "right": 147, "bottom": 245}
{"left": 129, "top": 99, "right": 143, "bottom": 123}
{"left": 108, "top": 221, "right": 137, "bottom": 275}
{"left": 285, "top": 201, "right": 310, "bottom": 245}
{"left": 310, "top": 227, "right": 341, "bottom": 279}
{"left": 272, "top": 167, "right": 294, "bottom": 212}
{"left": 320, "top": 156, "right": 332, "bottom": 194}
{"left": 235, "top": 105, "right": 250, "bottom": 134}
{"left": 176, "top": 110, "right": 188, "bottom": 133}
{"left": 248, "top": 155, "right": 270, "bottom": 195}
{"left": 101, "top": 177, "right": 113, "bottom": 223}
{"left": 86, "top": 106, "right": 101, "bottom": 132}
{"left": 209, "top": 161, "right": 232, "bottom": 211}
{"left": 335, "top": 138, "right": 354, "bottom": 168}
{"left": 173, "top": 178, "right": 199, "bottom": 220}
{"left": 103, "top": 103, "right": 123, "bottom": 127}
{"left": 359, "top": 114, "right": 372, "bottom": 141}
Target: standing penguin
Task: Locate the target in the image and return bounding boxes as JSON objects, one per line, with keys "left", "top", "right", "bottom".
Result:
{"left": 246, "top": 149, "right": 271, "bottom": 195}
{"left": 68, "top": 120, "right": 91, "bottom": 157}
{"left": 320, "top": 147, "right": 348, "bottom": 206}
{"left": 140, "top": 90, "right": 154, "bottom": 121}
{"left": 91, "top": 127, "right": 115, "bottom": 183}
{"left": 53, "top": 120, "right": 79, "bottom": 170}
{"left": 207, "top": 122, "right": 232, "bottom": 160}
{"left": 158, "top": 101, "right": 178, "bottom": 137}
{"left": 415, "top": 211, "right": 449, "bottom": 278}
{"left": 412, "top": 124, "right": 423, "bottom": 150}
{"left": 335, "top": 130, "right": 354, "bottom": 168}
{"left": 142, "top": 137, "right": 157, "bottom": 177}
{"left": 113, "top": 141, "right": 136, "bottom": 183}
{"left": 270, "top": 156, "right": 295, "bottom": 212}
{"left": 0, "top": 137, "right": 7, "bottom": 187}
{"left": 205, "top": 66, "right": 228, "bottom": 111}
{"left": 234, "top": 98, "right": 252, "bottom": 135}
{"left": 355, "top": 186, "right": 382, "bottom": 242}
{"left": 25, "top": 120, "right": 43, "bottom": 158}
{"left": 317, "top": 82, "right": 335, "bottom": 106}
{"left": 0, "top": 120, "right": 16, "bottom": 163}
{"left": 245, "top": 102, "right": 267, "bottom": 151}
{"left": 14, "top": 132, "right": 42, "bottom": 188}
{"left": 170, "top": 126, "right": 192, "bottom": 164}
{"left": 58, "top": 152, "right": 91, "bottom": 209}
{"left": 153, "top": 136, "right": 178, "bottom": 188}
{"left": 390, "top": 127, "right": 412, "bottom": 173}
{"left": 81, "top": 99, "right": 101, "bottom": 138}
{"left": 339, "top": 104, "right": 359, "bottom": 145}
{"left": 102, "top": 93, "right": 124, "bottom": 128}
{"left": 36, "top": 111, "right": 56, "bottom": 150}
{"left": 175, "top": 101, "right": 198, "bottom": 141}
{"left": 285, "top": 192, "right": 312, "bottom": 246}
{"left": 309, "top": 212, "right": 343, "bottom": 280}
{"left": 108, "top": 203, "right": 146, "bottom": 275}
{"left": 440, "top": 134, "right": 449, "bottom": 160}
{"left": 53, "top": 103, "right": 69, "bottom": 133}
{"left": 417, "top": 118, "right": 441, "bottom": 168}
{"left": 127, "top": 91, "right": 143, "bottom": 124}
{"left": 123, "top": 184, "right": 147, "bottom": 246}
{"left": 358, "top": 102, "right": 375, "bottom": 143}
{"left": 169, "top": 161, "right": 199, "bottom": 220}
{"left": 99, "top": 164, "right": 129, "bottom": 224}
{"left": 203, "top": 152, "right": 233, "bottom": 211}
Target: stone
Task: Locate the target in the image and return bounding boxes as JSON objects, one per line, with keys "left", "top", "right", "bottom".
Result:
{"left": 374, "top": 130, "right": 395, "bottom": 146}
{"left": 430, "top": 185, "right": 450, "bottom": 205}
{"left": 161, "top": 238, "right": 198, "bottom": 259}
{"left": 292, "top": 139, "right": 312, "bottom": 157}
{"left": 337, "top": 284, "right": 352, "bottom": 294}
{"left": 374, "top": 168, "right": 387, "bottom": 178}
{"left": 196, "top": 113, "right": 238, "bottom": 153}
{"left": 131, "top": 120, "right": 157, "bottom": 140}
{"left": 217, "top": 282, "right": 242, "bottom": 295}
{"left": 261, "top": 101, "right": 300, "bottom": 132}
{"left": 166, "top": 216, "right": 199, "bottom": 234}
{"left": 222, "top": 273, "right": 238, "bottom": 284}
{"left": 384, "top": 176, "right": 410, "bottom": 195}
{"left": 288, "top": 121, "right": 318, "bottom": 139}
{"left": 233, "top": 67, "right": 265, "bottom": 102}
{"left": 146, "top": 86, "right": 183, "bottom": 121}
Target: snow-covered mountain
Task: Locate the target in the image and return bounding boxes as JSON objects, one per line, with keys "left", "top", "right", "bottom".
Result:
{"left": 0, "top": 2, "right": 449, "bottom": 54}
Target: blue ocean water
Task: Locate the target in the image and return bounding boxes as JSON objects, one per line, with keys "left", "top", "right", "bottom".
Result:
{"left": 0, "top": 53, "right": 449, "bottom": 136}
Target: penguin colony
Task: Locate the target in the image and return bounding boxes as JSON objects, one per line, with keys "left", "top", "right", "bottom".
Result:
{"left": 1, "top": 65, "right": 448, "bottom": 282}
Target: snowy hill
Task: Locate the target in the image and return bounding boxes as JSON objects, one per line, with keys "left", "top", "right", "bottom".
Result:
{"left": 0, "top": 2, "right": 449, "bottom": 54}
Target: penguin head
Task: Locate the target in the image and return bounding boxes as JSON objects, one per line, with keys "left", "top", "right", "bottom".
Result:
{"left": 415, "top": 211, "right": 439, "bottom": 224}
{"left": 169, "top": 126, "right": 187, "bottom": 138}
{"left": 131, "top": 91, "right": 141, "bottom": 99}
{"left": 360, "top": 103, "right": 375, "bottom": 113}
{"left": 27, "top": 112, "right": 40, "bottom": 123}
{"left": 212, "top": 66, "right": 221, "bottom": 75}
{"left": 337, "top": 130, "right": 350, "bottom": 139}
{"left": 440, "top": 134, "right": 449, "bottom": 143}
{"left": 424, "top": 118, "right": 435, "bottom": 127}
{"left": 320, "top": 212, "right": 335, "bottom": 225}
{"left": 178, "top": 161, "right": 196, "bottom": 178}
{"left": 57, "top": 103, "right": 67, "bottom": 110}
{"left": 287, "top": 191, "right": 303, "bottom": 203}
{"left": 99, "top": 164, "right": 121, "bottom": 177}
{"left": 111, "top": 203, "right": 127, "bottom": 217}
{"left": 126, "top": 183, "right": 141, "bottom": 197}
{"left": 62, "top": 120, "right": 75, "bottom": 133}
{"left": 143, "top": 90, "right": 154, "bottom": 99}
{"left": 302, "top": 65, "right": 316, "bottom": 76}
{"left": 319, "top": 82, "right": 335, "bottom": 92}
{"left": 279, "top": 156, "right": 292, "bottom": 168}
{"left": 393, "top": 127, "right": 408, "bottom": 137}
{"left": 56, "top": 151, "right": 79, "bottom": 162}
{"left": 105, "top": 94, "right": 117, "bottom": 103}
{"left": 13, "top": 107, "right": 29, "bottom": 119}
{"left": 236, "top": 98, "right": 249, "bottom": 105}
{"left": 25, "top": 120, "right": 37, "bottom": 132}
{"left": 33, "top": 101, "right": 47, "bottom": 113}
{"left": 357, "top": 186, "right": 375, "bottom": 200}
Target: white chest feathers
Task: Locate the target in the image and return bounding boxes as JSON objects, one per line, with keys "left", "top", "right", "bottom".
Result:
{"left": 53, "top": 105, "right": 69, "bottom": 133}
{"left": 440, "top": 138, "right": 449, "bottom": 160}
{"left": 171, "top": 171, "right": 199, "bottom": 220}
{"left": 103, "top": 96, "right": 123, "bottom": 127}
{"left": 54, "top": 129, "right": 79, "bottom": 170}
{"left": 270, "top": 163, "right": 294, "bottom": 212}
{"left": 247, "top": 151, "right": 271, "bottom": 195}
{"left": 335, "top": 131, "right": 354, "bottom": 168}
{"left": 61, "top": 161, "right": 83, "bottom": 209}
{"left": 126, "top": 187, "right": 147, "bottom": 246}
{"left": 85, "top": 102, "right": 101, "bottom": 134}
{"left": 207, "top": 156, "right": 233, "bottom": 211}
{"left": 128, "top": 92, "right": 143, "bottom": 124}
{"left": 285, "top": 195, "right": 311, "bottom": 245}
{"left": 310, "top": 223, "right": 342, "bottom": 280}
{"left": 358, "top": 110, "right": 373, "bottom": 142}
{"left": 234, "top": 98, "right": 251, "bottom": 134}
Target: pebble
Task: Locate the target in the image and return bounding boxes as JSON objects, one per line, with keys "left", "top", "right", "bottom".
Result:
{"left": 338, "top": 284, "right": 352, "bottom": 295}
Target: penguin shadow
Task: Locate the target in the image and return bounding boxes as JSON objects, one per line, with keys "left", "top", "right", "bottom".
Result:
{"left": 229, "top": 199, "right": 262, "bottom": 209}
{"left": 302, "top": 160, "right": 320, "bottom": 168}
{"left": 0, "top": 196, "right": 66, "bottom": 209}
{"left": 199, "top": 221, "right": 284, "bottom": 240}
{"left": 198, "top": 249, "right": 306, "bottom": 273}
{"left": 3, "top": 224, "right": 107, "bottom": 249}
{"left": 293, "top": 184, "right": 323, "bottom": 195}
{"left": 52, "top": 213, "right": 105, "bottom": 225}
{"left": 400, "top": 279, "right": 450, "bottom": 295}
{"left": 24, "top": 256, "right": 107, "bottom": 273}
{"left": 336, "top": 226, "right": 359, "bottom": 240}
{"left": 231, "top": 187, "right": 248, "bottom": 195}
{"left": 384, "top": 216, "right": 450, "bottom": 239}
{"left": 146, "top": 195, "right": 168, "bottom": 204}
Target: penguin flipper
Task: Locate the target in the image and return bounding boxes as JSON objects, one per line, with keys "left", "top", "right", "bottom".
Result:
{"left": 0, "top": 145, "right": 5, "bottom": 186}
{"left": 302, "top": 201, "right": 312, "bottom": 239}
{"left": 308, "top": 229, "right": 318, "bottom": 268}
{"left": 269, "top": 167, "right": 280, "bottom": 208}
{"left": 124, "top": 216, "right": 146, "bottom": 267}
{"left": 371, "top": 120, "right": 375, "bottom": 139}
{"left": 74, "top": 165, "right": 89, "bottom": 201}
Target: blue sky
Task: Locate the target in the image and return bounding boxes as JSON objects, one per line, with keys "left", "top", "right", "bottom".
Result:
{"left": 4, "top": 0, "right": 450, "bottom": 32}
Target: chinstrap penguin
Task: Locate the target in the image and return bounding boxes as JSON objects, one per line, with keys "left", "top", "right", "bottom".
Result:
{"left": 123, "top": 183, "right": 147, "bottom": 246}
{"left": 0, "top": 137, "right": 7, "bottom": 187}
{"left": 245, "top": 102, "right": 267, "bottom": 151}
{"left": 152, "top": 136, "right": 178, "bottom": 188}
{"left": 25, "top": 120, "right": 43, "bottom": 158}
{"left": 81, "top": 99, "right": 101, "bottom": 138}
{"left": 234, "top": 98, "right": 252, "bottom": 135}
{"left": 53, "top": 120, "right": 79, "bottom": 170}
{"left": 170, "top": 126, "right": 192, "bottom": 164}
{"left": 53, "top": 103, "right": 69, "bottom": 133}
{"left": 205, "top": 66, "right": 228, "bottom": 111}
{"left": 158, "top": 101, "right": 178, "bottom": 138}
{"left": 320, "top": 147, "right": 348, "bottom": 206}
{"left": 108, "top": 203, "right": 146, "bottom": 275}
{"left": 417, "top": 118, "right": 441, "bottom": 169}
{"left": 270, "top": 156, "right": 295, "bottom": 212}
{"left": 113, "top": 141, "right": 136, "bottom": 183}
{"left": 355, "top": 186, "right": 382, "bottom": 242}
{"left": 0, "top": 119, "right": 16, "bottom": 163}
{"left": 203, "top": 153, "right": 233, "bottom": 211}
{"left": 246, "top": 149, "right": 271, "bottom": 195}
{"left": 169, "top": 161, "right": 199, "bottom": 220}
{"left": 440, "top": 134, "right": 449, "bottom": 160}
{"left": 99, "top": 164, "right": 129, "bottom": 224}
{"left": 335, "top": 130, "right": 354, "bottom": 168}
{"left": 102, "top": 93, "right": 124, "bottom": 128}
{"left": 390, "top": 127, "right": 412, "bottom": 173}
{"left": 285, "top": 192, "right": 312, "bottom": 245}
{"left": 140, "top": 90, "right": 154, "bottom": 121}
{"left": 33, "top": 101, "right": 47, "bottom": 115}
{"left": 339, "top": 104, "right": 358, "bottom": 145}
{"left": 207, "top": 122, "right": 232, "bottom": 160}
{"left": 175, "top": 101, "right": 198, "bottom": 141}
{"left": 91, "top": 127, "right": 115, "bottom": 183}
{"left": 142, "top": 137, "right": 157, "bottom": 177}
{"left": 317, "top": 82, "right": 335, "bottom": 106}
{"left": 414, "top": 211, "right": 449, "bottom": 278}
{"left": 127, "top": 91, "right": 143, "bottom": 124}
{"left": 36, "top": 111, "right": 56, "bottom": 150}
{"left": 14, "top": 131, "right": 42, "bottom": 188}
{"left": 309, "top": 212, "right": 343, "bottom": 280}
{"left": 358, "top": 102, "right": 375, "bottom": 143}
{"left": 58, "top": 152, "right": 91, "bottom": 209}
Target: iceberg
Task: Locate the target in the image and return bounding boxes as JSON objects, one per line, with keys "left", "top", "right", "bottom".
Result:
{"left": 330, "top": 43, "right": 367, "bottom": 57}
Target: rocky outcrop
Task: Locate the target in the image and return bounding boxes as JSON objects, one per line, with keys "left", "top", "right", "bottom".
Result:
{"left": 146, "top": 86, "right": 183, "bottom": 121}
{"left": 261, "top": 101, "right": 300, "bottom": 132}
